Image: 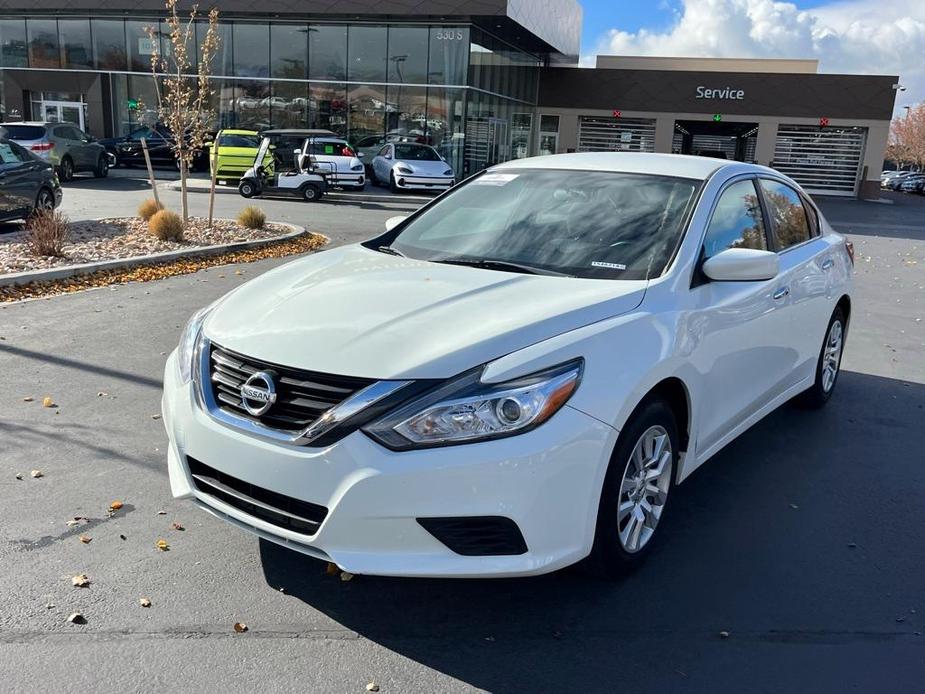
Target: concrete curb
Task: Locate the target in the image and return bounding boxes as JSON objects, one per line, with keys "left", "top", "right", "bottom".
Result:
{"left": 0, "top": 221, "right": 311, "bottom": 288}
{"left": 164, "top": 178, "right": 426, "bottom": 204}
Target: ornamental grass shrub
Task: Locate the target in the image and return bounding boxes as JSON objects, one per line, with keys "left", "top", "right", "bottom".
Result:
{"left": 148, "top": 209, "right": 184, "bottom": 242}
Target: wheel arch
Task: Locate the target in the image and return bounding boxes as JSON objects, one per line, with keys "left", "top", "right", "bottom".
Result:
{"left": 623, "top": 376, "right": 691, "bottom": 456}
{"left": 836, "top": 294, "right": 851, "bottom": 328}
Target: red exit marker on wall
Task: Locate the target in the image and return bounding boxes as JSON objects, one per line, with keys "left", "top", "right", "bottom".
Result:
{"left": 819, "top": 117, "right": 830, "bottom": 127}
{"left": 612, "top": 110, "right": 622, "bottom": 118}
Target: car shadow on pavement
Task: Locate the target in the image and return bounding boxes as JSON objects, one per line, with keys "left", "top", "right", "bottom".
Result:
{"left": 260, "top": 370, "right": 925, "bottom": 692}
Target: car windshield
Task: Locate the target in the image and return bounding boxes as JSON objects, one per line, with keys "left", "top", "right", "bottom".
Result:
{"left": 384, "top": 170, "right": 699, "bottom": 280}
{"left": 220, "top": 134, "right": 260, "bottom": 148}
{"left": 394, "top": 144, "right": 439, "bottom": 161}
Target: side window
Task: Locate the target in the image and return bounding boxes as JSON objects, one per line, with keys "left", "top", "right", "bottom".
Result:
{"left": 759, "top": 179, "right": 812, "bottom": 250}
{"left": 0, "top": 142, "right": 25, "bottom": 164}
{"left": 53, "top": 126, "right": 71, "bottom": 139}
{"left": 703, "top": 179, "right": 768, "bottom": 259}
{"left": 377, "top": 145, "right": 391, "bottom": 157}
{"left": 800, "top": 194, "right": 820, "bottom": 237}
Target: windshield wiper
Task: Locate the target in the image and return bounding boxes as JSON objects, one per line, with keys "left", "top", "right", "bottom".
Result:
{"left": 432, "top": 257, "right": 570, "bottom": 277}
{"left": 377, "top": 245, "right": 405, "bottom": 257}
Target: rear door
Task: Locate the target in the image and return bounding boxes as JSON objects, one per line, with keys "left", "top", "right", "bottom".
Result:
{"left": 757, "top": 178, "right": 832, "bottom": 384}
{"left": 0, "top": 141, "right": 36, "bottom": 216}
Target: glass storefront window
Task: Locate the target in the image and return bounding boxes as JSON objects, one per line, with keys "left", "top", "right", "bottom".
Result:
{"left": 160, "top": 20, "right": 196, "bottom": 72}
{"left": 271, "top": 24, "right": 307, "bottom": 79}
{"left": 232, "top": 81, "right": 270, "bottom": 130}
{"left": 93, "top": 19, "right": 126, "bottom": 71}
{"left": 347, "top": 83, "right": 387, "bottom": 143}
{"left": 233, "top": 23, "right": 269, "bottom": 78}
{"left": 427, "top": 87, "right": 465, "bottom": 176}
{"left": 309, "top": 82, "right": 347, "bottom": 136}
{"left": 387, "top": 85, "right": 427, "bottom": 141}
{"left": 429, "top": 26, "right": 468, "bottom": 85}
{"left": 58, "top": 19, "right": 92, "bottom": 69}
{"left": 197, "top": 20, "right": 232, "bottom": 76}
{"left": 347, "top": 26, "right": 386, "bottom": 83}
{"left": 271, "top": 81, "right": 308, "bottom": 128}
{"left": 127, "top": 20, "right": 158, "bottom": 72}
{"left": 309, "top": 25, "right": 346, "bottom": 81}
{"left": 388, "top": 27, "right": 428, "bottom": 84}
{"left": 511, "top": 112, "right": 534, "bottom": 159}
{"left": 0, "top": 18, "right": 28, "bottom": 68}
{"left": 28, "top": 19, "right": 60, "bottom": 69}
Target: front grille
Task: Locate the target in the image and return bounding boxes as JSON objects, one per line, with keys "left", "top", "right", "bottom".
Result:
{"left": 208, "top": 343, "right": 374, "bottom": 433}
{"left": 188, "top": 457, "right": 328, "bottom": 536}
{"left": 417, "top": 517, "right": 528, "bottom": 556}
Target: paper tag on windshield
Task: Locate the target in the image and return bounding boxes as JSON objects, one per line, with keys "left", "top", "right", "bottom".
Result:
{"left": 592, "top": 261, "right": 627, "bottom": 270}
{"left": 474, "top": 173, "right": 519, "bottom": 186}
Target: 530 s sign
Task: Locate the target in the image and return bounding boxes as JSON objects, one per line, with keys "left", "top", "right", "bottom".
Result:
{"left": 433, "top": 29, "right": 465, "bottom": 40}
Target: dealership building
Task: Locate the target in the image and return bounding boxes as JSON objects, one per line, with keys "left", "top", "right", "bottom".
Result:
{"left": 0, "top": 1, "right": 897, "bottom": 197}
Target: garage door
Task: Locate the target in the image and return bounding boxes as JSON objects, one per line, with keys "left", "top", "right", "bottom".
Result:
{"left": 773, "top": 126, "right": 867, "bottom": 196}
{"left": 578, "top": 116, "right": 656, "bottom": 153}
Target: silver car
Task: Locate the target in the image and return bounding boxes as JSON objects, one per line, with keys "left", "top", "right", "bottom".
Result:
{"left": 0, "top": 121, "right": 109, "bottom": 181}
{"left": 371, "top": 142, "right": 455, "bottom": 193}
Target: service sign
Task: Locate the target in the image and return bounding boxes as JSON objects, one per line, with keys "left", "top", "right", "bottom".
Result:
{"left": 695, "top": 86, "right": 745, "bottom": 101}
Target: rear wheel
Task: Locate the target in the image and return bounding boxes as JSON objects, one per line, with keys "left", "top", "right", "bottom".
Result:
{"left": 797, "top": 306, "right": 846, "bottom": 408}
{"left": 59, "top": 156, "right": 74, "bottom": 182}
{"left": 93, "top": 154, "right": 109, "bottom": 178}
{"left": 369, "top": 168, "right": 379, "bottom": 187}
{"left": 238, "top": 180, "right": 256, "bottom": 198}
{"left": 31, "top": 187, "right": 55, "bottom": 217}
{"left": 302, "top": 184, "right": 321, "bottom": 202}
{"left": 586, "top": 400, "right": 678, "bottom": 578}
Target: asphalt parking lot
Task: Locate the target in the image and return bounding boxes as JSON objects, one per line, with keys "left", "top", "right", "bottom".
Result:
{"left": 0, "top": 175, "right": 923, "bottom": 692}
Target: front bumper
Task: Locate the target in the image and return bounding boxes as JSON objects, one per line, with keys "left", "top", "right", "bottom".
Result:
{"left": 394, "top": 175, "right": 454, "bottom": 191}
{"left": 161, "top": 351, "right": 617, "bottom": 577}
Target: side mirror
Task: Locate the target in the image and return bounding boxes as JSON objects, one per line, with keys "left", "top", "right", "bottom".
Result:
{"left": 384, "top": 215, "right": 408, "bottom": 232}
{"left": 702, "top": 248, "right": 779, "bottom": 282}
{"left": 357, "top": 152, "right": 365, "bottom": 159}
{"left": 385, "top": 154, "right": 392, "bottom": 160}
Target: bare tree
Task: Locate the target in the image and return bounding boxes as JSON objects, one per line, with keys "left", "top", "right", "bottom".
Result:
{"left": 888, "top": 104, "right": 925, "bottom": 171}
{"left": 145, "top": 0, "right": 221, "bottom": 221}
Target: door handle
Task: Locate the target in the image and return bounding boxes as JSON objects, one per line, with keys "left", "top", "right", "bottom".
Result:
{"left": 772, "top": 286, "right": 790, "bottom": 301}
{"left": 821, "top": 258, "right": 835, "bottom": 270}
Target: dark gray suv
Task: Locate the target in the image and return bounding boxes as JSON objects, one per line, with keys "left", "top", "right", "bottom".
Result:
{"left": 0, "top": 136, "right": 63, "bottom": 223}
{"left": 0, "top": 122, "right": 109, "bottom": 181}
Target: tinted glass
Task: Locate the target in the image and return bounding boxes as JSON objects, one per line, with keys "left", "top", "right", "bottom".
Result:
{"left": 389, "top": 170, "right": 699, "bottom": 280}
{"left": 0, "top": 18, "right": 28, "bottom": 68}
{"left": 347, "top": 26, "right": 386, "bottom": 82}
{"left": 394, "top": 144, "right": 439, "bottom": 161}
{"left": 309, "top": 25, "right": 346, "bottom": 81}
{"left": 126, "top": 20, "right": 155, "bottom": 72}
{"left": 309, "top": 83, "right": 346, "bottom": 137}
{"left": 760, "top": 179, "right": 812, "bottom": 249}
{"left": 309, "top": 141, "right": 355, "bottom": 157}
{"left": 429, "top": 27, "right": 468, "bottom": 85}
{"left": 703, "top": 180, "right": 767, "bottom": 258}
{"left": 233, "top": 81, "right": 270, "bottom": 130}
{"left": 3, "top": 125, "right": 46, "bottom": 140}
{"left": 220, "top": 134, "right": 259, "bottom": 148}
{"left": 28, "top": 19, "right": 60, "bottom": 68}
{"left": 92, "top": 19, "right": 126, "bottom": 70}
{"left": 347, "top": 83, "right": 386, "bottom": 143}
{"left": 0, "top": 141, "right": 26, "bottom": 164}
{"left": 388, "top": 27, "right": 428, "bottom": 84}
{"left": 198, "top": 21, "right": 232, "bottom": 76}
{"left": 233, "top": 23, "right": 268, "bottom": 77}
{"left": 270, "top": 81, "right": 308, "bottom": 128}
{"left": 58, "top": 19, "right": 92, "bottom": 69}
{"left": 271, "top": 24, "right": 307, "bottom": 78}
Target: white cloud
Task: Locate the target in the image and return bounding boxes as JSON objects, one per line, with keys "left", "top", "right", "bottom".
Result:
{"left": 587, "top": 0, "right": 925, "bottom": 114}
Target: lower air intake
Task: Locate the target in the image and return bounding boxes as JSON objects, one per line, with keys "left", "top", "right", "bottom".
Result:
{"left": 417, "top": 516, "right": 528, "bottom": 556}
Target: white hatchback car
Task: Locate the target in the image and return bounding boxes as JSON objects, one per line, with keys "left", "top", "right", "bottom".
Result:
{"left": 371, "top": 142, "right": 455, "bottom": 193}
{"left": 297, "top": 138, "right": 366, "bottom": 191}
{"left": 162, "top": 153, "right": 853, "bottom": 578}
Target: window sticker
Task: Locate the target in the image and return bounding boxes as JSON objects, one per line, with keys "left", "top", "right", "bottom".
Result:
{"left": 473, "top": 173, "right": 519, "bottom": 186}
{"left": 324, "top": 144, "right": 335, "bottom": 154}
{"left": 591, "top": 261, "right": 627, "bottom": 270}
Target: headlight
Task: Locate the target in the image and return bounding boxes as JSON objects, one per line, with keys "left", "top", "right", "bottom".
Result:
{"left": 350, "top": 163, "right": 364, "bottom": 172}
{"left": 176, "top": 306, "right": 212, "bottom": 384}
{"left": 396, "top": 165, "right": 414, "bottom": 175}
{"left": 363, "top": 360, "right": 582, "bottom": 449}
{"left": 443, "top": 169, "right": 453, "bottom": 176}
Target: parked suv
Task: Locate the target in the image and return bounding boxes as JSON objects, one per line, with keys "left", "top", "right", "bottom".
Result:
{"left": 0, "top": 136, "right": 62, "bottom": 222}
{"left": 0, "top": 122, "right": 109, "bottom": 181}
{"left": 900, "top": 175, "right": 925, "bottom": 194}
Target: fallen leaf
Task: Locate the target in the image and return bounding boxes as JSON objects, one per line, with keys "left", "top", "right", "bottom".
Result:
{"left": 325, "top": 562, "right": 339, "bottom": 576}
{"left": 366, "top": 683, "right": 380, "bottom": 692}
{"left": 171, "top": 522, "right": 184, "bottom": 531}
{"left": 30, "top": 469, "right": 43, "bottom": 478}
{"left": 155, "top": 539, "right": 169, "bottom": 551}
{"left": 340, "top": 571, "right": 354, "bottom": 582}
{"left": 45, "top": 603, "right": 55, "bottom": 609}
{"left": 79, "top": 535, "right": 92, "bottom": 544}
{"left": 42, "top": 396, "right": 55, "bottom": 408}
{"left": 97, "top": 391, "right": 108, "bottom": 397}
{"left": 23, "top": 396, "right": 34, "bottom": 402}
{"left": 156, "top": 510, "right": 167, "bottom": 515}
{"left": 719, "top": 630, "right": 730, "bottom": 639}
{"left": 139, "top": 598, "right": 152, "bottom": 608}
{"left": 151, "top": 414, "right": 161, "bottom": 420}
{"left": 119, "top": 534, "right": 127, "bottom": 541}
{"left": 15, "top": 473, "right": 23, "bottom": 480}
{"left": 234, "top": 622, "right": 248, "bottom": 633}
{"left": 65, "top": 519, "right": 80, "bottom": 527}
{"left": 109, "top": 500, "right": 123, "bottom": 511}
{"left": 71, "top": 574, "right": 90, "bottom": 588}
{"left": 66, "top": 612, "right": 86, "bottom": 624}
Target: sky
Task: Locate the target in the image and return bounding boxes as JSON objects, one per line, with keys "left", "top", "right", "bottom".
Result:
{"left": 578, "top": 0, "right": 924, "bottom": 114}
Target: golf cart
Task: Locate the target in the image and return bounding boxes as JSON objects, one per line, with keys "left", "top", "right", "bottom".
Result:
{"left": 238, "top": 133, "right": 334, "bottom": 202}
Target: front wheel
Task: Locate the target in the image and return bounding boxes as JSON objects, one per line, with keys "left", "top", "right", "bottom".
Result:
{"left": 389, "top": 171, "right": 399, "bottom": 194}
{"left": 59, "top": 156, "right": 74, "bottom": 182}
{"left": 94, "top": 154, "right": 109, "bottom": 178}
{"left": 586, "top": 400, "right": 678, "bottom": 578}
{"left": 302, "top": 184, "right": 322, "bottom": 202}
{"left": 797, "top": 306, "right": 846, "bottom": 408}
{"left": 238, "top": 180, "right": 256, "bottom": 198}
{"left": 30, "top": 187, "right": 56, "bottom": 217}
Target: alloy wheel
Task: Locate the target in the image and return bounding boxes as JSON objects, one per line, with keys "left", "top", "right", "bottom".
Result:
{"left": 61, "top": 158, "right": 73, "bottom": 181}
{"left": 822, "top": 319, "right": 843, "bottom": 393}
{"left": 617, "top": 425, "right": 673, "bottom": 553}
{"left": 36, "top": 189, "right": 54, "bottom": 211}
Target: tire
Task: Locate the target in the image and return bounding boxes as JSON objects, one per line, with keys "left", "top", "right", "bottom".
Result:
{"left": 93, "top": 154, "right": 109, "bottom": 178}
{"left": 30, "top": 187, "right": 56, "bottom": 218}
{"left": 389, "top": 171, "right": 399, "bottom": 194}
{"left": 302, "top": 184, "right": 321, "bottom": 202}
{"left": 59, "top": 156, "right": 74, "bottom": 182}
{"left": 238, "top": 180, "right": 256, "bottom": 198}
{"left": 585, "top": 400, "right": 679, "bottom": 578}
{"left": 369, "top": 168, "right": 379, "bottom": 187}
{"left": 797, "top": 306, "right": 847, "bottom": 408}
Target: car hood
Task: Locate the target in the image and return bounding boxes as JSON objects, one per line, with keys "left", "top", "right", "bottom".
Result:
{"left": 203, "top": 245, "right": 647, "bottom": 380}
{"left": 394, "top": 159, "right": 451, "bottom": 176}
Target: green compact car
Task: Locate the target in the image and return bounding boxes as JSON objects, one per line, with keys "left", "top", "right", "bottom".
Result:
{"left": 207, "top": 130, "right": 265, "bottom": 182}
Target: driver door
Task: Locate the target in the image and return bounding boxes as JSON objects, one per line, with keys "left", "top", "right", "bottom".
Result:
{"left": 374, "top": 144, "right": 392, "bottom": 181}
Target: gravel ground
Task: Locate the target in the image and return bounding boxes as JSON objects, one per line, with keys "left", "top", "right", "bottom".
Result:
{"left": 0, "top": 216, "right": 291, "bottom": 274}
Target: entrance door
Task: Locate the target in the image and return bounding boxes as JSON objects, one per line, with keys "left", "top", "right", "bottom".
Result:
{"left": 674, "top": 120, "right": 758, "bottom": 162}
{"left": 40, "top": 101, "right": 86, "bottom": 130}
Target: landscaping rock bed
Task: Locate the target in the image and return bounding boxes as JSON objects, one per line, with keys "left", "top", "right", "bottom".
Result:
{"left": 0, "top": 216, "right": 290, "bottom": 275}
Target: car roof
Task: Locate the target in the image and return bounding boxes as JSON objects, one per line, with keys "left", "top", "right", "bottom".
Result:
{"left": 221, "top": 129, "right": 258, "bottom": 136}
{"left": 491, "top": 152, "right": 776, "bottom": 181}
{"left": 260, "top": 128, "right": 337, "bottom": 136}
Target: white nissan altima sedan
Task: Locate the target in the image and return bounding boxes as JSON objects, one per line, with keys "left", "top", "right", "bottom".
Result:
{"left": 161, "top": 152, "right": 853, "bottom": 578}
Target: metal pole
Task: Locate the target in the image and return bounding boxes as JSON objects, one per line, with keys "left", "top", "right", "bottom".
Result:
{"left": 140, "top": 137, "right": 161, "bottom": 208}
{"left": 208, "top": 130, "right": 221, "bottom": 228}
